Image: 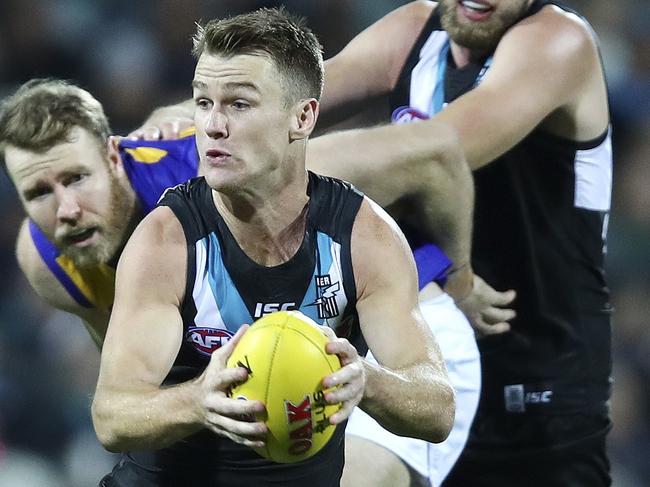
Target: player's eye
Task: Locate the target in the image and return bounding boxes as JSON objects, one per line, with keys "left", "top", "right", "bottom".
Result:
{"left": 195, "top": 98, "right": 211, "bottom": 110}
{"left": 24, "top": 187, "right": 52, "bottom": 201}
{"left": 64, "top": 173, "right": 87, "bottom": 186}
{"left": 232, "top": 100, "right": 250, "bottom": 110}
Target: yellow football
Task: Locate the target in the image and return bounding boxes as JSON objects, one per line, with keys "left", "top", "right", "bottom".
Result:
{"left": 226, "top": 310, "right": 342, "bottom": 463}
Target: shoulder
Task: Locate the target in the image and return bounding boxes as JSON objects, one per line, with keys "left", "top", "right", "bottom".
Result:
{"left": 369, "top": 0, "right": 437, "bottom": 58}
{"left": 351, "top": 198, "right": 417, "bottom": 297}
{"left": 386, "top": 0, "right": 436, "bottom": 26}
{"left": 325, "top": 1, "right": 437, "bottom": 94}
{"left": 128, "top": 205, "right": 187, "bottom": 252}
{"left": 498, "top": 5, "right": 599, "bottom": 69}
{"left": 114, "top": 207, "right": 188, "bottom": 309}
{"left": 119, "top": 205, "right": 187, "bottom": 280}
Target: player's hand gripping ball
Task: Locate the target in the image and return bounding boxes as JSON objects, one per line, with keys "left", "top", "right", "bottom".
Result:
{"left": 226, "top": 311, "right": 342, "bottom": 463}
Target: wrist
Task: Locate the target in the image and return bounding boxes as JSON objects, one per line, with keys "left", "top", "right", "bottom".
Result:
{"left": 444, "top": 263, "right": 473, "bottom": 302}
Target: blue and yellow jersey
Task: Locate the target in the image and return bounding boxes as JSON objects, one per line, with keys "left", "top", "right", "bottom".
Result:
{"left": 29, "top": 129, "right": 200, "bottom": 311}
{"left": 120, "top": 128, "right": 199, "bottom": 213}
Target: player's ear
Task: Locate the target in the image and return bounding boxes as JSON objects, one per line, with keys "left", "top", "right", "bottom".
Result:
{"left": 289, "top": 98, "right": 319, "bottom": 141}
{"left": 106, "top": 136, "right": 126, "bottom": 173}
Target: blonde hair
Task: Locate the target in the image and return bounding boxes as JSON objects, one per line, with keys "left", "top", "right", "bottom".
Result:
{"left": 0, "top": 79, "right": 110, "bottom": 166}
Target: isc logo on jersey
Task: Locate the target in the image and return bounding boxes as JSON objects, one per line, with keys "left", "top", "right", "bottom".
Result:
{"left": 186, "top": 327, "right": 234, "bottom": 355}
{"left": 253, "top": 302, "right": 296, "bottom": 319}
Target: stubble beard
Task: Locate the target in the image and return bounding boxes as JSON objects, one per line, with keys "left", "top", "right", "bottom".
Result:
{"left": 60, "top": 174, "right": 136, "bottom": 269}
{"left": 438, "top": 0, "right": 530, "bottom": 51}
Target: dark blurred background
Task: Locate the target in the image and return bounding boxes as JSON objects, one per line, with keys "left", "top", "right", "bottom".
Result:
{"left": 0, "top": 1, "right": 648, "bottom": 485}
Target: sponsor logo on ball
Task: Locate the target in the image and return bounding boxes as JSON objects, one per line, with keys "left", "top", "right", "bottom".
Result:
{"left": 285, "top": 396, "right": 313, "bottom": 455}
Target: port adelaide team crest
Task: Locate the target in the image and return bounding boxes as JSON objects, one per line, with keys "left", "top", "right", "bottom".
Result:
{"left": 308, "top": 274, "right": 340, "bottom": 319}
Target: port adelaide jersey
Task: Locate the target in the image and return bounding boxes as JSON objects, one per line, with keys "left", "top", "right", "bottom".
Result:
{"left": 391, "top": 0, "right": 613, "bottom": 413}
{"left": 159, "top": 172, "right": 364, "bottom": 374}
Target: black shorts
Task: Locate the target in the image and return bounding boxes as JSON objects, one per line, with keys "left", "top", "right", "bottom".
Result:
{"left": 442, "top": 412, "right": 612, "bottom": 487}
{"left": 99, "top": 450, "right": 344, "bottom": 487}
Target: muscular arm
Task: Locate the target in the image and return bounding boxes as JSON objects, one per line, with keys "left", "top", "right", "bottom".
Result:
{"left": 15, "top": 219, "right": 110, "bottom": 348}
{"left": 310, "top": 1, "right": 474, "bottom": 294}
{"left": 307, "top": 121, "right": 473, "bottom": 281}
{"left": 434, "top": 6, "right": 609, "bottom": 169}
{"left": 319, "top": 1, "right": 434, "bottom": 126}
{"left": 346, "top": 198, "right": 455, "bottom": 442}
{"left": 321, "top": 3, "right": 607, "bottom": 170}
{"left": 91, "top": 207, "right": 265, "bottom": 451}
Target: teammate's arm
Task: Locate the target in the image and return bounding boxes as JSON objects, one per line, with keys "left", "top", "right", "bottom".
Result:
{"left": 434, "top": 7, "right": 609, "bottom": 169}
{"left": 308, "top": 120, "right": 473, "bottom": 298}
{"left": 91, "top": 207, "right": 267, "bottom": 452}
{"left": 319, "top": 0, "right": 434, "bottom": 125}
{"left": 127, "top": 99, "right": 195, "bottom": 140}
{"left": 15, "top": 219, "right": 110, "bottom": 348}
{"left": 324, "top": 198, "right": 455, "bottom": 443}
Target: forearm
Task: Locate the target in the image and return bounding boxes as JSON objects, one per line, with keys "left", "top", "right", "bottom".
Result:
{"left": 308, "top": 120, "right": 474, "bottom": 269}
{"left": 360, "top": 359, "right": 455, "bottom": 443}
{"left": 92, "top": 380, "right": 203, "bottom": 452}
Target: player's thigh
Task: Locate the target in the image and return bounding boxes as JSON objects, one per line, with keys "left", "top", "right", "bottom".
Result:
{"left": 342, "top": 435, "right": 428, "bottom": 487}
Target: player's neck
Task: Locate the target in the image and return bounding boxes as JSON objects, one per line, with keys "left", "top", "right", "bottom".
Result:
{"left": 212, "top": 171, "right": 310, "bottom": 267}
{"left": 109, "top": 190, "right": 144, "bottom": 268}
{"left": 449, "top": 41, "right": 490, "bottom": 69}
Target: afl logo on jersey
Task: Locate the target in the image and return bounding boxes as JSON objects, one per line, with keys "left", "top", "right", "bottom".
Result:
{"left": 391, "top": 106, "right": 430, "bottom": 124}
{"left": 186, "top": 327, "right": 234, "bottom": 355}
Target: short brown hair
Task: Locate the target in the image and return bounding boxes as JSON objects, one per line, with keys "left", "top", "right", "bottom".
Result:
{"left": 192, "top": 7, "right": 324, "bottom": 103}
{"left": 0, "top": 79, "right": 111, "bottom": 166}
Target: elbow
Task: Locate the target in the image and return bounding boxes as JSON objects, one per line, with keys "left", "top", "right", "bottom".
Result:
{"left": 427, "top": 124, "right": 467, "bottom": 178}
{"left": 426, "top": 380, "right": 456, "bottom": 444}
{"left": 92, "top": 398, "right": 127, "bottom": 453}
{"left": 408, "top": 123, "right": 469, "bottom": 193}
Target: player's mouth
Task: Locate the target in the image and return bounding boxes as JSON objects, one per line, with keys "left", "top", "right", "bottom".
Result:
{"left": 458, "top": 0, "right": 494, "bottom": 21}
{"left": 62, "top": 227, "right": 99, "bottom": 247}
{"left": 206, "top": 149, "right": 232, "bottom": 166}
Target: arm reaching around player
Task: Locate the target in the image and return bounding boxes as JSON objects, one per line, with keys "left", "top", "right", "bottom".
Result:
{"left": 92, "top": 207, "right": 267, "bottom": 452}
{"left": 323, "top": 198, "right": 455, "bottom": 443}
{"left": 127, "top": 99, "right": 195, "bottom": 141}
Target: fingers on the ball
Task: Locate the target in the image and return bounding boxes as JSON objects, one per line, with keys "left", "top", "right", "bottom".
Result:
{"left": 209, "top": 366, "right": 248, "bottom": 388}
{"left": 328, "top": 401, "right": 357, "bottom": 425}
{"left": 206, "top": 406, "right": 267, "bottom": 434}
{"left": 226, "top": 324, "right": 249, "bottom": 349}
{"left": 319, "top": 325, "right": 337, "bottom": 341}
{"left": 325, "top": 339, "right": 357, "bottom": 361}
{"left": 325, "top": 381, "right": 361, "bottom": 405}
{"left": 322, "top": 362, "right": 362, "bottom": 390}
{"left": 206, "top": 395, "right": 265, "bottom": 416}
{"left": 321, "top": 368, "right": 346, "bottom": 389}
{"left": 212, "top": 325, "right": 249, "bottom": 363}
{"left": 208, "top": 423, "right": 267, "bottom": 447}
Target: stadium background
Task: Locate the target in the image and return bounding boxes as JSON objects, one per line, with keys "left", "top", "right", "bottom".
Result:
{"left": 0, "top": 0, "right": 647, "bottom": 485}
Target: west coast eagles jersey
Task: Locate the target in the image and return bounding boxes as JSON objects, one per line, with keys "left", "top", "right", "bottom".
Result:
{"left": 29, "top": 130, "right": 199, "bottom": 311}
